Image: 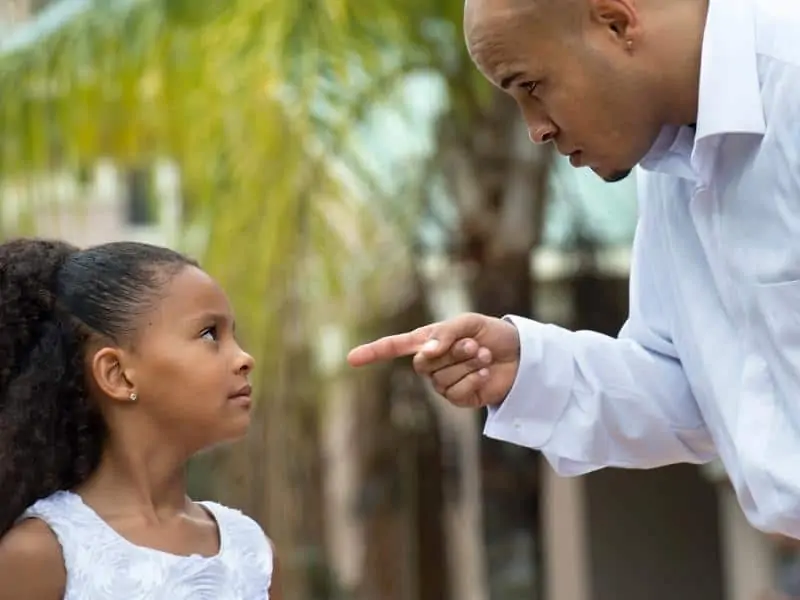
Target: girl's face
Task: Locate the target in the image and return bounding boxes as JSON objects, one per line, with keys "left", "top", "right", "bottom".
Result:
{"left": 114, "top": 265, "right": 255, "bottom": 452}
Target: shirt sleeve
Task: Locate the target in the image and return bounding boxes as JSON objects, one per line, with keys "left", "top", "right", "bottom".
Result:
{"left": 483, "top": 183, "right": 717, "bottom": 475}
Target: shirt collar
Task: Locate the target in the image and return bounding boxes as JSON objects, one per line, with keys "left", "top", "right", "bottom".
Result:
{"left": 640, "top": 0, "right": 766, "bottom": 181}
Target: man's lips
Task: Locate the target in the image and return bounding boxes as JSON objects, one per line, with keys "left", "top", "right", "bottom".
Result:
{"left": 568, "top": 150, "right": 584, "bottom": 167}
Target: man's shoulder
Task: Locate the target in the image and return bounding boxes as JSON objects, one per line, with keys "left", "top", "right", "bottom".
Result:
{"left": 754, "top": 0, "right": 800, "bottom": 66}
{"left": 752, "top": 0, "right": 800, "bottom": 133}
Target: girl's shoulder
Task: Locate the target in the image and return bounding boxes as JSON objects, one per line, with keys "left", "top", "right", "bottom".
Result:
{"left": 0, "top": 518, "right": 66, "bottom": 599}
{"left": 197, "top": 500, "right": 274, "bottom": 563}
{"left": 196, "top": 500, "right": 277, "bottom": 595}
{"left": 197, "top": 500, "right": 272, "bottom": 544}
{"left": 196, "top": 499, "right": 264, "bottom": 530}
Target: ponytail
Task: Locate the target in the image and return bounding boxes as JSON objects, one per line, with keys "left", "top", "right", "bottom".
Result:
{"left": 0, "top": 239, "right": 105, "bottom": 537}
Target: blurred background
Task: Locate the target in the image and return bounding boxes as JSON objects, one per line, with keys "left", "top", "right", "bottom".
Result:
{"left": 1, "top": 1, "right": 798, "bottom": 598}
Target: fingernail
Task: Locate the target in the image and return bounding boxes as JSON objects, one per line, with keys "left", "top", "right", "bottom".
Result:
{"left": 478, "top": 368, "right": 489, "bottom": 378}
{"left": 422, "top": 339, "right": 439, "bottom": 353}
{"left": 478, "top": 348, "right": 491, "bottom": 364}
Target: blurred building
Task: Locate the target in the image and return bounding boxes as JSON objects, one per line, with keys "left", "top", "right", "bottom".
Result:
{"left": 0, "top": 0, "right": 181, "bottom": 248}
{"left": 0, "top": 158, "right": 182, "bottom": 248}
{"left": 0, "top": 0, "right": 59, "bottom": 38}
{"left": 0, "top": 0, "right": 31, "bottom": 30}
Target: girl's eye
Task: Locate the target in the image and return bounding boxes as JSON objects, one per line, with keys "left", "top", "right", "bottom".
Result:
{"left": 520, "top": 81, "right": 539, "bottom": 96}
{"left": 201, "top": 326, "right": 218, "bottom": 342}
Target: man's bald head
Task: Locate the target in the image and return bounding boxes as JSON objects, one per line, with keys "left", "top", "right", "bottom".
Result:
{"left": 461, "top": 0, "right": 703, "bottom": 182}
{"left": 464, "top": 0, "right": 582, "bottom": 37}
{"left": 464, "top": 0, "right": 584, "bottom": 78}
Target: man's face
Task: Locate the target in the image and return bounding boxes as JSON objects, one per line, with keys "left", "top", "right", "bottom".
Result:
{"left": 465, "top": 0, "right": 664, "bottom": 182}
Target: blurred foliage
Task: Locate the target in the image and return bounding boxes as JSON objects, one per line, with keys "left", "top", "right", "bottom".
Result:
{"left": 0, "top": 0, "right": 492, "bottom": 341}
{"left": 0, "top": 1, "right": 499, "bottom": 597}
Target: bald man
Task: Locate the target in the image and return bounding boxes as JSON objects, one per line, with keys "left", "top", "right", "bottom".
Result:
{"left": 350, "top": 0, "right": 800, "bottom": 538}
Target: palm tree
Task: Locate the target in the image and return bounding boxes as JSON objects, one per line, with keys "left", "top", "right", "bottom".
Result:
{"left": 0, "top": 1, "right": 555, "bottom": 598}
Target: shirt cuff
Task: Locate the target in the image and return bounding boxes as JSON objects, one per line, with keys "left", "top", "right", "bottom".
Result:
{"left": 483, "top": 315, "right": 574, "bottom": 449}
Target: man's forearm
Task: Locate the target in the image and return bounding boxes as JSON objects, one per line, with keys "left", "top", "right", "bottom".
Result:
{"left": 484, "top": 316, "right": 717, "bottom": 474}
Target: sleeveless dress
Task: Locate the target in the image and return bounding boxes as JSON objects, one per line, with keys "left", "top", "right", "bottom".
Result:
{"left": 20, "top": 490, "right": 273, "bottom": 599}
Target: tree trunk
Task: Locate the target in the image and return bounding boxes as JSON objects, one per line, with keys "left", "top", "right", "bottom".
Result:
{"left": 355, "top": 290, "right": 450, "bottom": 600}
{"left": 431, "top": 86, "right": 554, "bottom": 599}
{"left": 261, "top": 342, "right": 312, "bottom": 600}
{"left": 422, "top": 260, "right": 490, "bottom": 600}
{"left": 320, "top": 353, "right": 366, "bottom": 597}
{"left": 469, "top": 251, "right": 533, "bottom": 317}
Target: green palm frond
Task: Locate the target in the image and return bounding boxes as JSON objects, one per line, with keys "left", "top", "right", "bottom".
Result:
{"left": 0, "top": 0, "right": 490, "bottom": 356}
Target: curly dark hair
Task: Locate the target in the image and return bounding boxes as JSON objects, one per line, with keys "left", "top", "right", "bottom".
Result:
{"left": 0, "top": 237, "right": 196, "bottom": 537}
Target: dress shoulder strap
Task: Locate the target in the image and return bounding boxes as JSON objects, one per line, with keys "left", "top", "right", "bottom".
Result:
{"left": 199, "top": 501, "right": 274, "bottom": 595}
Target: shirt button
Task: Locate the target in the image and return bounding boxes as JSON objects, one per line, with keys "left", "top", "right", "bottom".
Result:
{"left": 513, "top": 419, "right": 522, "bottom": 430}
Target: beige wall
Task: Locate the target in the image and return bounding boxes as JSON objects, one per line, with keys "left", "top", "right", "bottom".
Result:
{"left": 542, "top": 463, "right": 591, "bottom": 600}
{"left": 0, "top": 160, "right": 181, "bottom": 248}
{"left": 718, "top": 485, "right": 774, "bottom": 600}
{"left": 0, "top": 0, "right": 31, "bottom": 27}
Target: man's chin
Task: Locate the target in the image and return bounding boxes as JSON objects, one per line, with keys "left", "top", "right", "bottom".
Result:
{"left": 591, "top": 167, "right": 633, "bottom": 183}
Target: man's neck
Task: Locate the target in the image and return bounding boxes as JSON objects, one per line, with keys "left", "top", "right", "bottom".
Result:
{"left": 654, "top": 0, "right": 710, "bottom": 126}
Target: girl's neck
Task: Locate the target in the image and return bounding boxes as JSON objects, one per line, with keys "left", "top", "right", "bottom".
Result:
{"left": 78, "top": 440, "right": 192, "bottom": 520}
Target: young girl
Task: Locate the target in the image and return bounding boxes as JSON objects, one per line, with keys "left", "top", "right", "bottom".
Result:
{"left": 0, "top": 238, "right": 281, "bottom": 599}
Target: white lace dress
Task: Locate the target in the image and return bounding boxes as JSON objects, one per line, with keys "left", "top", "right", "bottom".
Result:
{"left": 21, "top": 490, "right": 273, "bottom": 599}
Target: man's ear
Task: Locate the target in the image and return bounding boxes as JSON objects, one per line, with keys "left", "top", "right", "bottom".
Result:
{"left": 89, "top": 346, "right": 136, "bottom": 403}
{"left": 589, "top": 0, "right": 640, "bottom": 46}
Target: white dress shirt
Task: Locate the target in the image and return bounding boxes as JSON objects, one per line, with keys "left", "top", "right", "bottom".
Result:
{"left": 484, "top": 0, "right": 800, "bottom": 537}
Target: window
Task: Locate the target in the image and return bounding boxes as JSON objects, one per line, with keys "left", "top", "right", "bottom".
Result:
{"left": 125, "top": 166, "right": 157, "bottom": 226}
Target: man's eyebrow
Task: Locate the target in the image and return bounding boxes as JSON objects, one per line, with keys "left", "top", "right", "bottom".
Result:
{"left": 500, "top": 71, "right": 524, "bottom": 89}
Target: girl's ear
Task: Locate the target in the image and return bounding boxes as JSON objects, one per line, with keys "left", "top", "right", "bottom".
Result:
{"left": 89, "top": 347, "right": 136, "bottom": 403}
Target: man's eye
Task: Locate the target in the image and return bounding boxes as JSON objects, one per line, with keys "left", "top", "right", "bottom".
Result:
{"left": 201, "top": 326, "right": 218, "bottom": 341}
{"left": 520, "top": 81, "right": 539, "bottom": 95}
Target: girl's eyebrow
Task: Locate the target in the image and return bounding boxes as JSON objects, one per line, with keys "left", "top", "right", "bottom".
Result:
{"left": 186, "top": 311, "right": 229, "bottom": 326}
{"left": 186, "top": 311, "right": 238, "bottom": 333}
